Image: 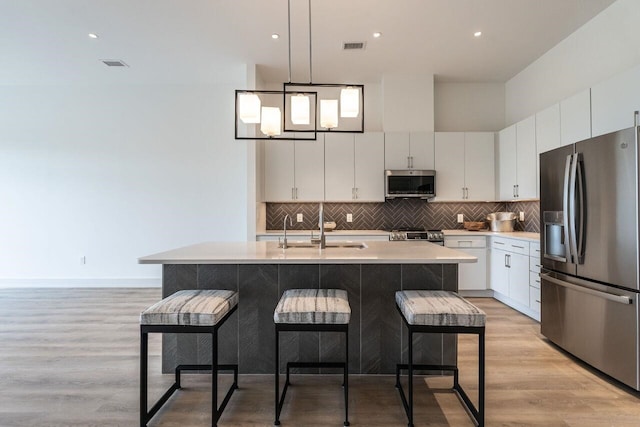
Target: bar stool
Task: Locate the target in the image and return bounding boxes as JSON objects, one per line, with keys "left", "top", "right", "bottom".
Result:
{"left": 273, "top": 288, "right": 351, "bottom": 426}
{"left": 140, "top": 289, "right": 239, "bottom": 427}
{"left": 395, "top": 290, "right": 486, "bottom": 427}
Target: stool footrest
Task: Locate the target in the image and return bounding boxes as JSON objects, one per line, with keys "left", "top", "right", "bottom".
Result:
{"left": 287, "top": 361, "right": 345, "bottom": 370}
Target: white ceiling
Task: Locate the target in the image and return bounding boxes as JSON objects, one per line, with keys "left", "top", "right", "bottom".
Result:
{"left": 0, "top": 0, "right": 616, "bottom": 85}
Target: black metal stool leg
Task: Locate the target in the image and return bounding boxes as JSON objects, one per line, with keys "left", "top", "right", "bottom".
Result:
{"left": 408, "top": 328, "right": 414, "bottom": 427}
{"left": 479, "top": 330, "right": 485, "bottom": 427}
{"left": 212, "top": 329, "right": 218, "bottom": 427}
{"left": 275, "top": 326, "right": 281, "bottom": 426}
{"left": 140, "top": 330, "right": 148, "bottom": 427}
{"left": 344, "top": 328, "right": 349, "bottom": 426}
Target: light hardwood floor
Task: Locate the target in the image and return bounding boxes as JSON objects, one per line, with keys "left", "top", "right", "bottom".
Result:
{"left": 1, "top": 288, "right": 639, "bottom": 426}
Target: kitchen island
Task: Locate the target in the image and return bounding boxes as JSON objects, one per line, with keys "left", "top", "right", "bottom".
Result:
{"left": 139, "top": 240, "right": 476, "bottom": 374}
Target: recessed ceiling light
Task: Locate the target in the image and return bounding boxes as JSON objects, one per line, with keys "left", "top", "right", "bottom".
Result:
{"left": 272, "top": 33, "right": 280, "bottom": 39}
{"left": 373, "top": 32, "right": 382, "bottom": 38}
{"left": 88, "top": 33, "right": 99, "bottom": 39}
{"left": 474, "top": 31, "right": 482, "bottom": 37}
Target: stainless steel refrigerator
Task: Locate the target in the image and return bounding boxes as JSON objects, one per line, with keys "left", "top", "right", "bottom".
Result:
{"left": 540, "top": 125, "right": 640, "bottom": 391}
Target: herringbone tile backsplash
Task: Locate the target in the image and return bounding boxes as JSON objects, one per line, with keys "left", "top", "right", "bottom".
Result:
{"left": 266, "top": 200, "right": 540, "bottom": 233}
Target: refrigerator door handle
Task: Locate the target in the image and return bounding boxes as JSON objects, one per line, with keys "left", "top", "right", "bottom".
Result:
{"left": 575, "top": 153, "right": 586, "bottom": 264}
{"left": 568, "top": 153, "right": 579, "bottom": 263}
{"left": 563, "top": 154, "right": 574, "bottom": 262}
{"left": 540, "top": 273, "right": 632, "bottom": 304}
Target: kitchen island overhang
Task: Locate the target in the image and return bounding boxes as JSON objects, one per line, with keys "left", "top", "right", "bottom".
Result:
{"left": 139, "top": 240, "right": 477, "bottom": 374}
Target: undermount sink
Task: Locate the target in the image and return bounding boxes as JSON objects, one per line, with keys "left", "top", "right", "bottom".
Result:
{"left": 278, "top": 241, "right": 368, "bottom": 250}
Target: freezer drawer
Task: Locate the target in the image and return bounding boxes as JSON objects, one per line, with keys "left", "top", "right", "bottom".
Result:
{"left": 541, "top": 271, "right": 639, "bottom": 390}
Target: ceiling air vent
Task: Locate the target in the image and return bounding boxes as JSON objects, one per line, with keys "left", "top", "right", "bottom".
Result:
{"left": 343, "top": 42, "right": 366, "bottom": 50}
{"left": 101, "top": 60, "right": 128, "bottom": 67}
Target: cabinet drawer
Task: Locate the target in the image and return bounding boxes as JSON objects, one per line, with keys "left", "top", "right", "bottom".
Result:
{"left": 530, "top": 271, "right": 541, "bottom": 289}
{"left": 492, "top": 237, "right": 529, "bottom": 255}
{"left": 530, "top": 242, "right": 541, "bottom": 257}
{"left": 445, "top": 236, "right": 486, "bottom": 248}
{"left": 529, "top": 286, "right": 541, "bottom": 312}
{"left": 530, "top": 256, "right": 541, "bottom": 273}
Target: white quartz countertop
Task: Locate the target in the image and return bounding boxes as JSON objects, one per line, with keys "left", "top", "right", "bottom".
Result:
{"left": 442, "top": 229, "right": 540, "bottom": 242}
{"left": 138, "top": 240, "right": 477, "bottom": 265}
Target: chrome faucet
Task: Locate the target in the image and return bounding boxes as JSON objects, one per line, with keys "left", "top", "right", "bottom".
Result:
{"left": 282, "top": 214, "right": 293, "bottom": 249}
{"left": 318, "top": 202, "right": 326, "bottom": 249}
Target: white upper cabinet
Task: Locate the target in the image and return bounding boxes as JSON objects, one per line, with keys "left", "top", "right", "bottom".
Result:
{"left": 536, "top": 103, "right": 561, "bottom": 155}
{"left": 354, "top": 132, "right": 385, "bottom": 201}
{"left": 516, "top": 116, "right": 537, "bottom": 199}
{"left": 591, "top": 63, "right": 640, "bottom": 137}
{"left": 294, "top": 138, "right": 325, "bottom": 201}
{"left": 535, "top": 103, "right": 561, "bottom": 198}
{"left": 434, "top": 132, "right": 494, "bottom": 201}
{"left": 498, "top": 125, "right": 517, "bottom": 200}
{"left": 464, "top": 132, "right": 495, "bottom": 201}
{"left": 325, "top": 132, "right": 385, "bottom": 202}
{"left": 560, "top": 89, "right": 591, "bottom": 146}
{"left": 498, "top": 118, "right": 536, "bottom": 200}
{"left": 384, "top": 131, "right": 434, "bottom": 170}
{"left": 434, "top": 132, "right": 465, "bottom": 200}
{"left": 264, "top": 140, "right": 295, "bottom": 202}
{"left": 264, "top": 137, "right": 324, "bottom": 202}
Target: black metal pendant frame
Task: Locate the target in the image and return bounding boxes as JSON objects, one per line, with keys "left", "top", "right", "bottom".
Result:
{"left": 235, "top": 89, "right": 318, "bottom": 140}
{"left": 283, "top": 83, "right": 364, "bottom": 133}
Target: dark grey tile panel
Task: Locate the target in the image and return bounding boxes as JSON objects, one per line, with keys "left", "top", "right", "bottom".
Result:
{"left": 162, "top": 264, "right": 198, "bottom": 373}
{"left": 196, "top": 265, "right": 239, "bottom": 366}
{"left": 360, "top": 264, "right": 402, "bottom": 374}
{"left": 319, "top": 264, "right": 361, "bottom": 374}
{"left": 277, "top": 265, "right": 321, "bottom": 373}
{"left": 238, "top": 264, "right": 279, "bottom": 374}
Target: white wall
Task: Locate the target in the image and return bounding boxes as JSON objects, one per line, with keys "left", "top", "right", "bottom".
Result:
{"left": 0, "top": 78, "right": 249, "bottom": 287}
{"left": 382, "top": 74, "right": 434, "bottom": 132}
{"left": 506, "top": 0, "right": 640, "bottom": 124}
{"left": 434, "top": 82, "right": 505, "bottom": 131}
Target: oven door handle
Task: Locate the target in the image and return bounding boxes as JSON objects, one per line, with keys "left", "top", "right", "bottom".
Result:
{"left": 540, "top": 273, "right": 632, "bottom": 305}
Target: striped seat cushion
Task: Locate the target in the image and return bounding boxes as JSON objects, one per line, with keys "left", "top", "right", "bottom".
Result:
{"left": 274, "top": 289, "right": 351, "bottom": 325}
{"left": 140, "top": 289, "right": 238, "bottom": 326}
{"left": 395, "top": 290, "right": 486, "bottom": 327}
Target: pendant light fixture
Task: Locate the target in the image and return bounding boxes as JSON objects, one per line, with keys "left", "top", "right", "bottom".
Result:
{"left": 283, "top": 0, "right": 364, "bottom": 133}
{"left": 234, "top": 1, "right": 317, "bottom": 140}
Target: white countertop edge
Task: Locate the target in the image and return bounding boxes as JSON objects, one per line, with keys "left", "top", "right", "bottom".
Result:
{"left": 138, "top": 241, "right": 477, "bottom": 265}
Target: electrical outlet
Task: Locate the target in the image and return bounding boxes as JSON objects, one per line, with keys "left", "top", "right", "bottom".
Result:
{"left": 346, "top": 213, "right": 353, "bottom": 223}
{"left": 457, "top": 214, "right": 464, "bottom": 223}
{"left": 80, "top": 256, "right": 86, "bottom": 265}
{"left": 519, "top": 211, "right": 525, "bottom": 222}
{"left": 296, "top": 213, "right": 303, "bottom": 222}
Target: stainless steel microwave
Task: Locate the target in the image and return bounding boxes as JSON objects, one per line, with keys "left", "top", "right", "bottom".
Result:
{"left": 385, "top": 170, "right": 436, "bottom": 199}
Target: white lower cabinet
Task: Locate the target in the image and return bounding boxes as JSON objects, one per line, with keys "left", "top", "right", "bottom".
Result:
{"left": 490, "top": 236, "right": 540, "bottom": 321}
{"left": 444, "top": 236, "right": 487, "bottom": 291}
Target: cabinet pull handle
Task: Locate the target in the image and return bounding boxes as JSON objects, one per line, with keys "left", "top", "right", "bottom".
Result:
{"left": 535, "top": 300, "right": 541, "bottom": 303}
{"left": 516, "top": 184, "right": 520, "bottom": 198}
{"left": 354, "top": 187, "right": 359, "bottom": 199}
{"left": 495, "top": 241, "right": 505, "bottom": 245}
{"left": 465, "top": 187, "right": 469, "bottom": 199}
{"left": 513, "top": 185, "right": 516, "bottom": 198}
{"left": 462, "top": 187, "right": 465, "bottom": 199}
{"left": 295, "top": 188, "right": 299, "bottom": 199}
{"left": 512, "top": 245, "right": 525, "bottom": 249}
{"left": 407, "top": 156, "right": 411, "bottom": 168}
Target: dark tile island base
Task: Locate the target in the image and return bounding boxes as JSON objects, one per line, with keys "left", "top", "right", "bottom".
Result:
{"left": 162, "top": 263, "right": 458, "bottom": 374}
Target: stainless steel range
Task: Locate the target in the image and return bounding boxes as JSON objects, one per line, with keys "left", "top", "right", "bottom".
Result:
{"left": 389, "top": 228, "right": 444, "bottom": 245}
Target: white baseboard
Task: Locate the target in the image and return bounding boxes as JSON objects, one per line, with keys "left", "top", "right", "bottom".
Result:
{"left": 0, "top": 278, "right": 161, "bottom": 288}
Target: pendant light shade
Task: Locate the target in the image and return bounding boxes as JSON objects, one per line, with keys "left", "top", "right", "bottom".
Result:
{"left": 238, "top": 93, "right": 261, "bottom": 124}
{"left": 320, "top": 99, "right": 338, "bottom": 129}
{"left": 291, "top": 94, "right": 310, "bottom": 125}
{"left": 340, "top": 87, "right": 360, "bottom": 118}
{"left": 260, "top": 107, "right": 282, "bottom": 137}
